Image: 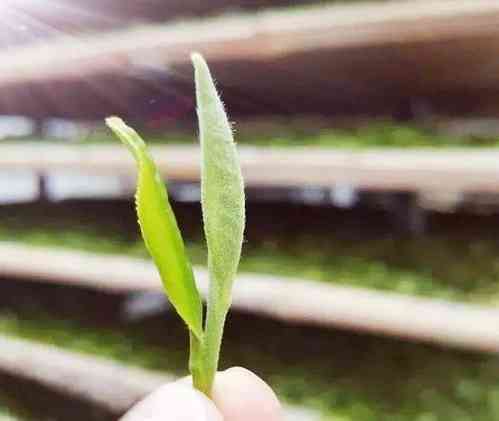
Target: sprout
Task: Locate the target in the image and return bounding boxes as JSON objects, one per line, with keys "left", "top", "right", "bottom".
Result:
{"left": 106, "top": 52, "right": 245, "bottom": 396}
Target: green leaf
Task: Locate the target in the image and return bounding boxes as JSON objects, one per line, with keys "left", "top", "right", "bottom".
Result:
{"left": 106, "top": 117, "right": 203, "bottom": 339}
{"left": 191, "top": 53, "right": 245, "bottom": 394}
{"left": 192, "top": 53, "right": 245, "bottom": 304}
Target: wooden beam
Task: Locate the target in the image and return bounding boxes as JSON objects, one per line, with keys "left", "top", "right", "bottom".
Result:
{"left": 1, "top": 0, "right": 499, "bottom": 84}
{"left": 0, "top": 243, "right": 498, "bottom": 353}
{"left": 2, "top": 1, "right": 499, "bottom": 117}
{"left": 3, "top": 142, "right": 499, "bottom": 193}
{"left": 0, "top": 335, "right": 169, "bottom": 414}
{"left": 0, "top": 335, "right": 318, "bottom": 420}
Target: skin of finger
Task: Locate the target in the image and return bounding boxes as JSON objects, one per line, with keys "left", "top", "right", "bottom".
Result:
{"left": 211, "top": 367, "right": 283, "bottom": 421}
{"left": 120, "top": 382, "right": 223, "bottom": 421}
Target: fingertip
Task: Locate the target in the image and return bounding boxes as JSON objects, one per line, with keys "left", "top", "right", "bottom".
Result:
{"left": 121, "top": 382, "right": 222, "bottom": 421}
{"left": 212, "top": 367, "right": 282, "bottom": 421}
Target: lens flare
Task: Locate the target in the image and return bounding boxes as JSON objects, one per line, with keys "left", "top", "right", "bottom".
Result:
{"left": 0, "top": 0, "right": 117, "bottom": 47}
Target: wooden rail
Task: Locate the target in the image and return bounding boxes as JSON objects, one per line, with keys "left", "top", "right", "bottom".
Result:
{"left": 3, "top": 1, "right": 499, "bottom": 116}
{"left": 3, "top": 142, "right": 499, "bottom": 193}
{"left": 0, "top": 336, "right": 168, "bottom": 415}
{"left": 0, "top": 243, "right": 498, "bottom": 353}
{"left": 0, "top": 335, "right": 318, "bottom": 420}
{"left": 2, "top": 0, "right": 499, "bottom": 84}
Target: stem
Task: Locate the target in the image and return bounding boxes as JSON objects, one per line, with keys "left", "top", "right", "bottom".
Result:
{"left": 189, "top": 331, "right": 207, "bottom": 393}
{"left": 201, "top": 283, "right": 230, "bottom": 396}
{"left": 190, "top": 272, "right": 232, "bottom": 396}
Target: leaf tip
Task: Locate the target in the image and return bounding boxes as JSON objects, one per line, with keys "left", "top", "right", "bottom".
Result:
{"left": 105, "top": 116, "right": 146, "bottom": 158}
{"left": 191, "top": 53, "right": 213, "bottom": 89}
{"left": 105, "top": 116, "right": 122, "bottom": 128}
{"left": 190, "top": 52, "right": 205, "bottom": 68}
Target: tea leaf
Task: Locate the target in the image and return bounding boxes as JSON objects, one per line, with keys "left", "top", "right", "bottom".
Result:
{"left": 106, "top": 117, "right": 203, "bottom": 339}
{"left": 192, "top": 53, "right": 245, "bottom": 393}
{"left": 192, "top": 53, "right": 245, "bottom": 300}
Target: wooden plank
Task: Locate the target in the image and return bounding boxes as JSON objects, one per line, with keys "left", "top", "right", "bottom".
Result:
{"left": 0, "top": 335, "right": 318, "bottom": 420}
{"left": 0, "top": 242, "right": 498, "bottom": 353}
{"left": 2, "top": 1, "right": 499, "bottom": 117}
{"left": 0, "top": 0, "right": 347, "bottom": 44}
{"left": 3, "top": 142, "right": 499, "bottom": 193}
{"left": 0, "top": 335, "right": 169, "bottom": 414}
{"left": 1, "top": 0, "right": 499, "bottom": 84}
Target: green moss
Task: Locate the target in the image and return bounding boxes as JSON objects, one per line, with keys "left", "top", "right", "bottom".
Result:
{"left": 1, "top": 222, "right": 499, "bottom": 305}
{"left": 0, "top": 304, "right": 498, "bottom": 421}
{"left": 0, "top": 397, "right": 29, "bottom": 421}
{"left": 0, "top": 410, "right": 22, "bottom": 421}
{"left": 1, "top": 206, "right": 499, "bottom": 419}
{"left": 77, "top": 121, "right": 499, "bottom": 149}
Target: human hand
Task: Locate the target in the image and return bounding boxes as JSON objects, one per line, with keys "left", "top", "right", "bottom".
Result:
{"left": 121, "top": 367, "right": 282, "bottom": 421}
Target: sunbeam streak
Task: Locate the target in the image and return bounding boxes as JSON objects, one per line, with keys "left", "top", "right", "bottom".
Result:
{"left": 0, "top": 0, "right": 119, "bottom": 48}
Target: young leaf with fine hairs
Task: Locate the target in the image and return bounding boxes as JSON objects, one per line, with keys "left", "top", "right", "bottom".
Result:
{"left": 107, "top": 53, "right": 245, "bottom": 398}
{"left": 105, "top": 117, "right": 203, "bottom": 339}
{"left": 192, "top": 53, "right": 246, "bottom": 394}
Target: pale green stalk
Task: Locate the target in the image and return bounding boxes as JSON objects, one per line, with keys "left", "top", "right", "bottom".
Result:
{"left": 196, "top": 275, "right": 232, "bottom": 393}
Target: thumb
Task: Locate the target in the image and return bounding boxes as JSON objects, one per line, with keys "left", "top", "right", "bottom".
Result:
{"left": 121, "top": 381, "right": 222, "bottom": 421}
{"left": 212, "top": 367, "right": 282, "bottom": 421}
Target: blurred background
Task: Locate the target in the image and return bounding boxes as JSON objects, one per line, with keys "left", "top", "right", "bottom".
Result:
{"left": 1, "top": 0, "right": 499, "bottom": 420}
